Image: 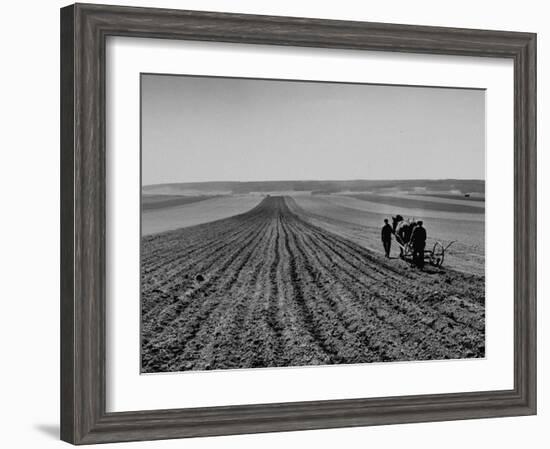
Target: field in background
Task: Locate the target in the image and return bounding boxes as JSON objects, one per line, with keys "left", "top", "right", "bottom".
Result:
{"left": 142, "top": 179, "right": 484, "bottom": 196}
{"left": 142, "top": 194, "right": 218, "bottom": 211}
{"left": 142, "top": 195, "right": 263, "bottom": 235}
{"left": 343, "top": 192, "right": 483, "bottom": 214}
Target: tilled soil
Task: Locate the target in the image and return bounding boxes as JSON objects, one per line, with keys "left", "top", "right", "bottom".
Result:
{"left": 141, "top": 196, "right": 485, "bottom": 373}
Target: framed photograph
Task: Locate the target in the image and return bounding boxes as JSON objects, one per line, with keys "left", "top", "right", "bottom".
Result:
{"left": 60, "top": 3, "right": 536, "bottom": 445}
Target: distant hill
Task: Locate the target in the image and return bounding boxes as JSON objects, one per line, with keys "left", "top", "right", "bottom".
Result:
{"left": 143, "top": 179, "right": 484, "bottom": 196}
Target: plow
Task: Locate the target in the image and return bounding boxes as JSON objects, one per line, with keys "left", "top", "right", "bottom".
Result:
{"left": 395, "top": 238, "right": 455, "bottom": 268}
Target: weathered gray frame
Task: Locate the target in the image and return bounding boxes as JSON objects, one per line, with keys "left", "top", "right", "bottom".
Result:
{"left": 60, "top": 3, "right": 536, "bottom": 445}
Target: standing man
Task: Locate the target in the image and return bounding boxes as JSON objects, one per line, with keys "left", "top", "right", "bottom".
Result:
{"left": 381, "top": 218, "right": 393, "bottom": 258}
{"left": 410, "top": 220, "right": 427, "bottom": 268}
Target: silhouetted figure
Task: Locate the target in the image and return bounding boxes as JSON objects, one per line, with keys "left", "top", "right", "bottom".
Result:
{"left": 410, "top": 221, "right": 427, "bottom": 268}
{"left": 381, "top": 218, "right": 393, "bottom": 258}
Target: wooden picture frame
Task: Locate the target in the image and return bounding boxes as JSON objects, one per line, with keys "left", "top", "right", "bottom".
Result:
{"left": 60, "top": 3, "right": 536, "bottom": 444}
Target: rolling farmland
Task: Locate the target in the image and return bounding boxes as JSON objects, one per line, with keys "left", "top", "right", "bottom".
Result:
{"left": 142, "top": 195, "right": 263, "bottom": 235}
{"left": 141, "top": 196, "right": 485, "bottom": 373}
{"left": 141, "top": 194, "right": 217, "bottom": 211}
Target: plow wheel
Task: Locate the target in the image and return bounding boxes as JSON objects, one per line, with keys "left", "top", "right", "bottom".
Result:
{"left": 429, "top": 241, "right": 445, "bottom": 267}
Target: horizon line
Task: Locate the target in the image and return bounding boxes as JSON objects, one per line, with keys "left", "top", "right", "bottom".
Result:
{"left": 142, "top": 178, "right": 485, "bottom": 188}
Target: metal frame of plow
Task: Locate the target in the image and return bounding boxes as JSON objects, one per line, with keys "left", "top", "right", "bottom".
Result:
{"left": 60, "top": 3, "right": 536, "bottom": 444}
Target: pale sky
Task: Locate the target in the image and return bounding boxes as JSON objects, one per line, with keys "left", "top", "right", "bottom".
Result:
{"left": 141, "top": 74, "right": 485, "bottom": 186}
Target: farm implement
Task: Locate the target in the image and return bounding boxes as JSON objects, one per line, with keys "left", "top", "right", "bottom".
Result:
{"left": 395, "top": 239, "right": 455, "bottom": 268}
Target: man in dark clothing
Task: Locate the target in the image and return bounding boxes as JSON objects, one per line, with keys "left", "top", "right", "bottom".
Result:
{"left": 410, "top": 220, "right": 427, "bottom": 268}
{"left": 381, "top": 218, "right": 393, "bottom": 258}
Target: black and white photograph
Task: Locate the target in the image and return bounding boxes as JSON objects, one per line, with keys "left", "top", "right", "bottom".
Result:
{"left": 140, "top": 74, "right": 486, "bottom": 373}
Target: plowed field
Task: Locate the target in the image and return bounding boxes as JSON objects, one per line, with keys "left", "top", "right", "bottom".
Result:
{"left": 141, "top": 196, "right": 485, "bottom": 373}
